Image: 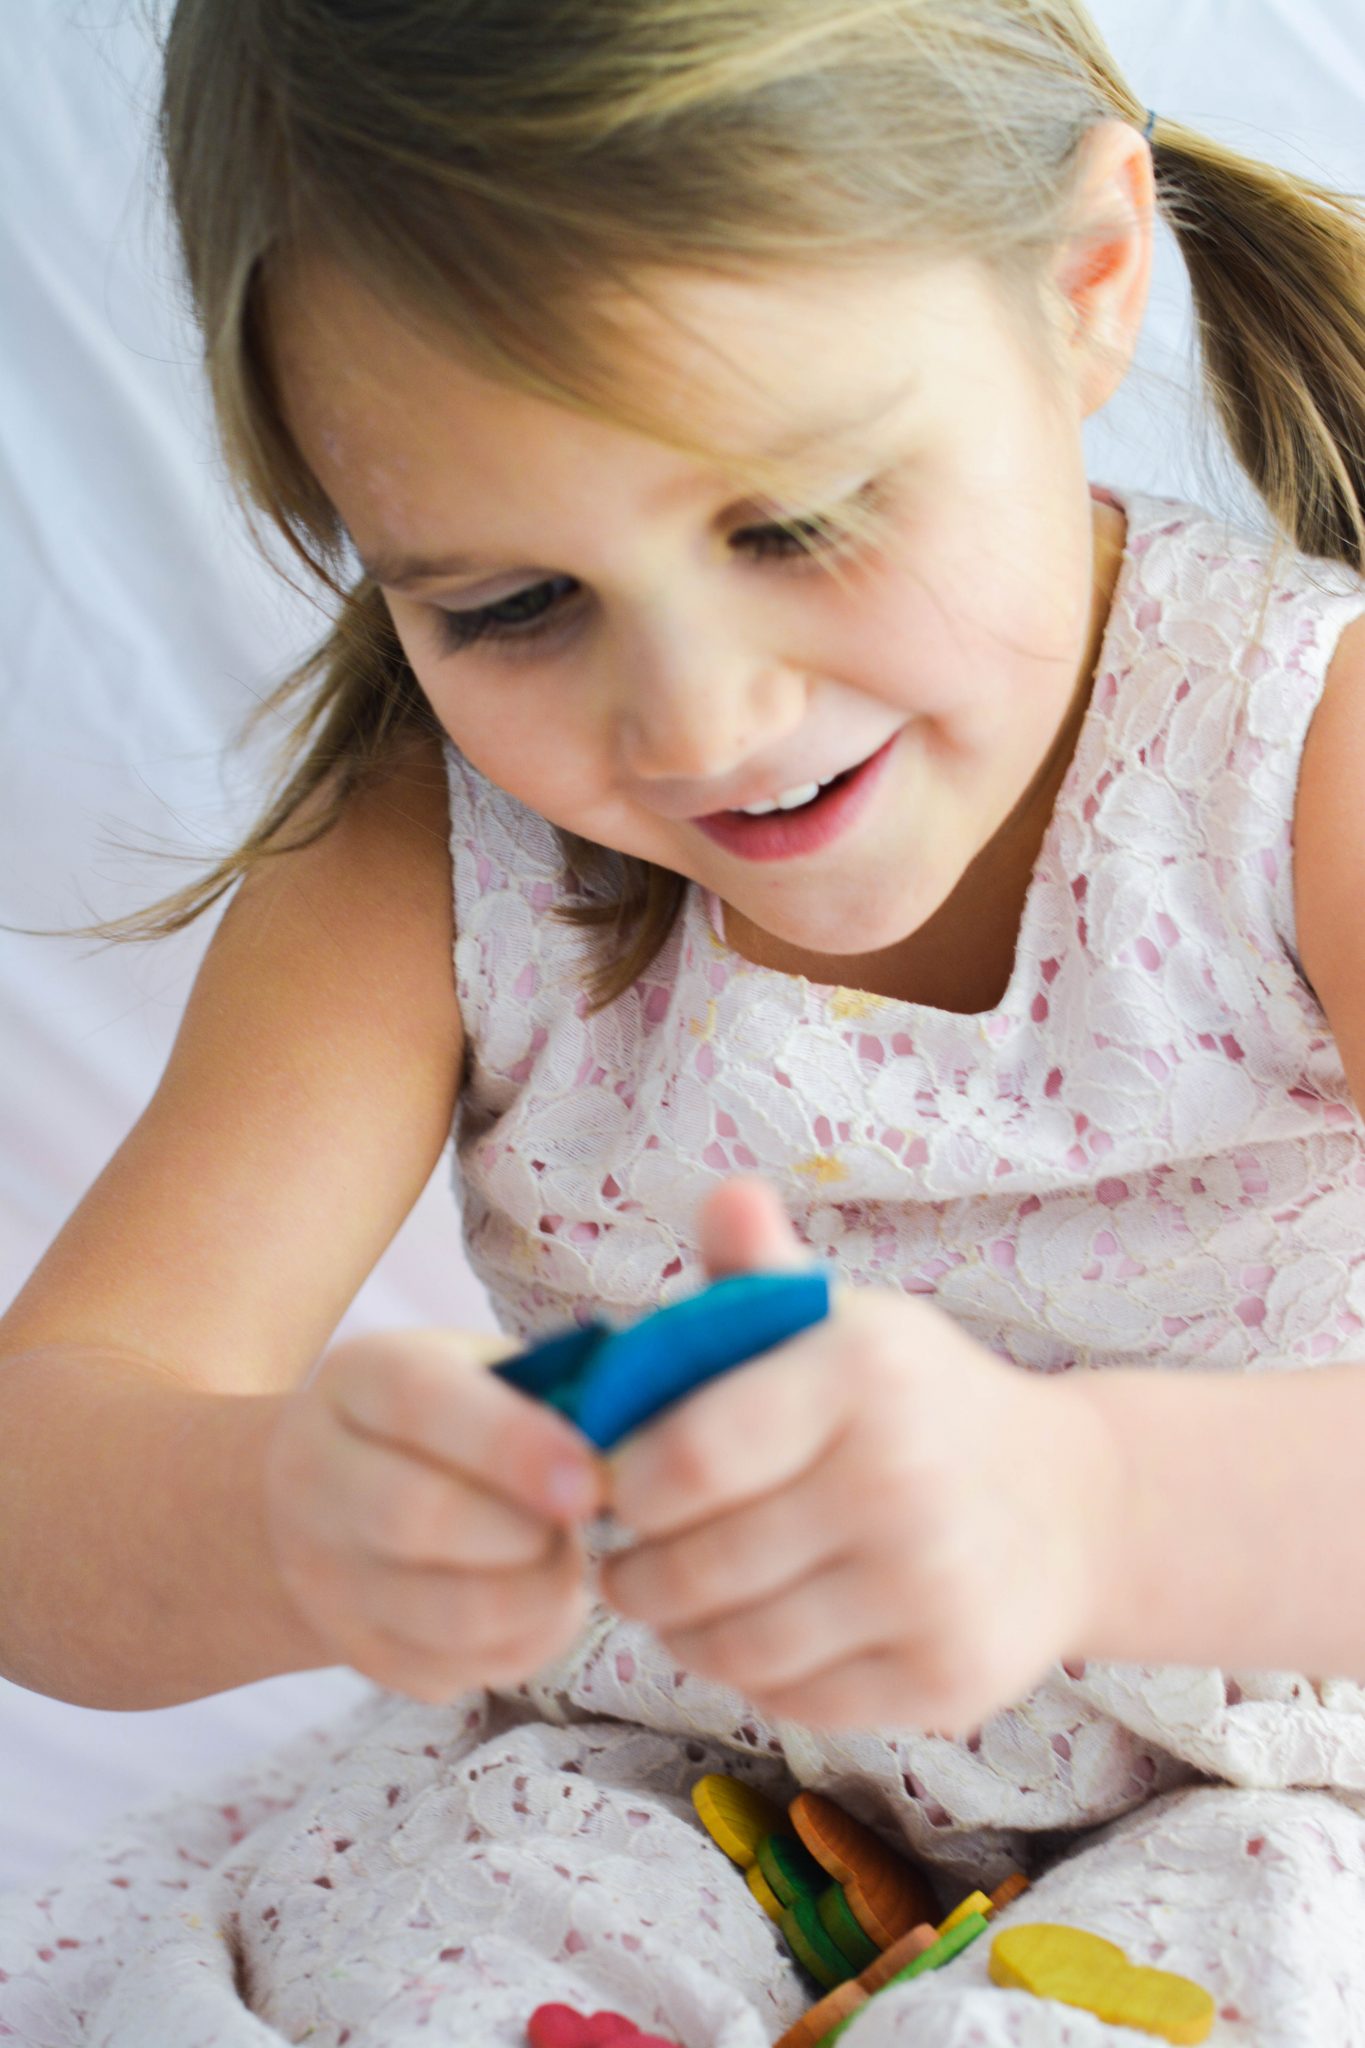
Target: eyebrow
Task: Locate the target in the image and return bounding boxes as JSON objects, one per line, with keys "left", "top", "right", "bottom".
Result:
{"left": 355, "top": 372, "right": 917, "bottom": 593}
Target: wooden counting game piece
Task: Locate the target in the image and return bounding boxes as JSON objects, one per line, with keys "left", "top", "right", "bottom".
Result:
{"left": 788, "top": 1791, "right": 936, "bottom": 1949}
{"left": 772, "top": 1978, "right": 869, "bottom": 2048}
{"left": 757, "top": 1829, "right": 826, "bottom": 1908}
{"left": 855, "top": 1921, "right": 939, "bottom": 1994}
{"left": 781, "top": 1892, "right": 860, "bottom": 1989}
{"left": 881, "top": 1910, "right": 990, "bottom": 1989}
{"left": 815, "top": 1883, "right": 881, "bottom": 1974}
{"left": 937, "top": 1887, "right": 994, "bottom": 1936}
{"left": 528, "top": 2008, "right": 596, "bottom": 2048}
{"left": 989, "top": 1924, "right": 1215, "bottom": 2044}
{"left": 988, "top": 1871, "right": 1030, "bottom": 1914}
{"left": 691, "top": 1774, "right": 789, "bottom": 1869}
{"left": 810, "top": 1915, "right": 992, "bottom": 2048}
{"left": 526, "top": 2006, "right": 679, "bottom": 2048}
{"left": 746, "top": 1859, "right": 784, "bottom": 1923}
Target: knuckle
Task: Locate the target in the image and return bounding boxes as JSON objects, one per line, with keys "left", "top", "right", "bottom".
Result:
{"left": 464, "top": 1562, "right": 532, "bottom": 1645}
{"left": 508, "top": 1515, "right": 558, "bottom": 1569}
{"left": 844, "top": 1299, "right": 899, "bottom": 1380}
{"left": 910, "top": 1633, "right": 991, "bottom": 1722}
{"left": 484, "top": 1409, "right": 546, "bottom": 1508}
{"left": 681, "top": 1615, "right": 749, "bottom": 1689}
{"left": 482, "top": 1578, "right": 588, "bottom": 1684}
{"left": 373, "top": 1347, "right": 445, "bottom": 1441}
{"left": 661, "top": 1414, "right": 733, "bottom": 1500}
{"left": 680, "top": 1534, "right": 729, "bottom": 1614}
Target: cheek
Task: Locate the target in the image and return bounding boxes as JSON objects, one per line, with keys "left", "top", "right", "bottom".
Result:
{"left": 848, "top": 578, "right": 1082, "bottom": 800}
{"left": 400, "top": 630, "right": 620, "bottom": 827}
{"left": 391, "top": 611, "right": 543, "bottom": 756}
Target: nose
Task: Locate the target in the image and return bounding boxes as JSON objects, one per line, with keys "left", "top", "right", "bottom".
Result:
{"left": 615, "top": 621, "right": 808, "bottom": 799}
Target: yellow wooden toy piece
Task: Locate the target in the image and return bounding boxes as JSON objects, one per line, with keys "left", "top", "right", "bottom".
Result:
{"left": 746, "top": 1860, "right": 784, "bottom": 1923}
{"left": 989, "top": 1924, "right": 1215, "bottom": 2045}
{"left": 937, "top": 1889, "right": 994, "bottom": 1937}
{"left": 692, "top": 1774, "right": 789, "bottom": 1869}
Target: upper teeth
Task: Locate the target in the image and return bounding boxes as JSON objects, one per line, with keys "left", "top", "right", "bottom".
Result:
{"left": 737, "top": 771, "right": 838, "bottom": 816}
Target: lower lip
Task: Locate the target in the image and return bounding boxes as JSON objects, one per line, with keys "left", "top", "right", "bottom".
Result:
{"left": 691, "top": 731, "right": 899, "bottom": 862}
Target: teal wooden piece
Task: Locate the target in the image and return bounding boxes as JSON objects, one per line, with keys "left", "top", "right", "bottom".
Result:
{"left": 493, "top": 1268, "right": 830, "bottom": 1449}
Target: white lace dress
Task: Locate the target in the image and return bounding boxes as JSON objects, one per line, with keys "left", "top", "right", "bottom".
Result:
{"left": 7, "top": 486, "right": 1365, "bottom": 2047}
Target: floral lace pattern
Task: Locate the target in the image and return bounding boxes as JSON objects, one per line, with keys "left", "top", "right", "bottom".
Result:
{"left": 7, "top": 488, "right": 1365, "bottom": 2045}
{"left": 450, "top": 489, "right": 1365, "bottom": 1380}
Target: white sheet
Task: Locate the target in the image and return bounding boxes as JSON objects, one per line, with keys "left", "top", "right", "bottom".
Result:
{"left": 2, "top": 0, "right": 1362, "bottom": 1896}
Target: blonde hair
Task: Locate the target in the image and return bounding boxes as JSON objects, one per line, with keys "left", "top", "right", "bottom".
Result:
{"left": 119, "top": 0, "right": 1365, "bottom": 1009}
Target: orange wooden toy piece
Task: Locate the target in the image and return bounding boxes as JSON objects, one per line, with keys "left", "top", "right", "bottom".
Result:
{"left": 989, "top": 1871, "right": 1030, "bottom": 1913}
{"left": 772, "top": 1872, "right": 1032, "bottom": 2048}
{"left": 788, "top": 1791, "right": 936, "bottom": 1949}
{"left": 772, "top": 1978, "right": 869, "bottom": 2048}
{"left": 855, "top": 1920, "right": 940, "bottom": 1993}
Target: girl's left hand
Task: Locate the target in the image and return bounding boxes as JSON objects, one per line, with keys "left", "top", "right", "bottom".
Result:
{"left": 599, "top": 1176, "right": 1120, "bottom": 1735}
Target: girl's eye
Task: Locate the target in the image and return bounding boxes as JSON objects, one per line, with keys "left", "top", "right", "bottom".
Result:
{"left": 434, "top": 576, "right": 575, "bottom": 656}
{"left": 430, "top": 498, "right": 874, "bottom": 659}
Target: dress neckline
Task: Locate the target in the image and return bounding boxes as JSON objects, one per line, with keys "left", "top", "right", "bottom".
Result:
{"left": 696, "top": 482, "right": 1145, "bottom": 1027}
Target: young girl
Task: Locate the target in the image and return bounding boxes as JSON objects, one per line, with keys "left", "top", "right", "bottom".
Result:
{"left": 6, "top": 0, "right": 1365, "bottom": 2040}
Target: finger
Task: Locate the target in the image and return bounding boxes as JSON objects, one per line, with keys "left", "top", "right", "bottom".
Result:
{"left": 320, "top": 1424, "right": 560, "bottom": 1569}
{"left": 328, "top": 1330, "right": 608, "bottom": 1524}
{"left": 697, "top": 1174, "right": 812, "bottom": 1281}
{"left": 753, "top": 1647, "right": 927, "bottom": 1733}
{"left": 356, "top": 1543, "right": 592, "bottom": 1698}
{"left": 607, "top": 1323, "right": 846, "bottom": 1538}
{"left": 603, "top": 1455, "right": 849, "bottom": 1630}
{"left": 660, "top": 1552, "right": 896, "bottom": 1700}
{"left": 360, "top": 1530, "right": 587, "bottom": 1663}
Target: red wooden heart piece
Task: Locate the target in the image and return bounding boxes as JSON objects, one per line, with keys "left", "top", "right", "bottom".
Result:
{"left": 527, "top": 2003, "right": 678, "bottom": 2048}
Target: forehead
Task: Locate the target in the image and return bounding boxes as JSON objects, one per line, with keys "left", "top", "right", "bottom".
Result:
{"left": 266, "top": 249, "right": 994, "bottom": 550}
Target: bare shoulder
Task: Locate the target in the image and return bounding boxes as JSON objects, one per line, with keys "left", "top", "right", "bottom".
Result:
{"left": 0, "top": 724, "right": 466, "bottom": 1391}
{"left": 228, "top": 722, "right": 457, "bottom": 998}
{"left": 198, "top": 722, "right": 462, "bottom": 1100}
{"left": 1294, "top": 609, "right": 1365, "bottom": 1112}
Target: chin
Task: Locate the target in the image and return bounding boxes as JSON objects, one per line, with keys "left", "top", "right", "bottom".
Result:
{"left": 773, "top": 907, "right": 929, "bottom": 964}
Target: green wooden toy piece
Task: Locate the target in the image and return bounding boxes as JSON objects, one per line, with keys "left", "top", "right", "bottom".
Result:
{"left": 781, "top": 1893, "right": 859, "bottom": 1990}
{"left": 816, "top": 1911, "right": 990, "bottom": 2046}
{"left": 757, "top": 1830, "right": 825, "bottom": 1908}
{"left": 816, "top": 1884, "right": 881, "bottom": 1974}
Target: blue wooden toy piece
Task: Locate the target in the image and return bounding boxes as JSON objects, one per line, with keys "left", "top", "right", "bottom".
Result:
{"left": 493, "top": 1268, "right": 831, "bottom": 1449}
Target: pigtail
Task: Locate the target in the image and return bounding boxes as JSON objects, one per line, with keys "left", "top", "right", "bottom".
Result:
{"left": 1148, "top": 116, "right": 1365, "bottom": 575}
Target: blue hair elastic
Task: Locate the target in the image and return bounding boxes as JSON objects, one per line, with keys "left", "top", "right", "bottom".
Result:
{"left": 1142, "top": 108, "right": 1157, "bottom": 142}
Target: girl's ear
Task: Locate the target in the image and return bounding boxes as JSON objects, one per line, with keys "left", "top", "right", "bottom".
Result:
{"left": 1051, "top": 117, "right": 1157, "bottom": 421}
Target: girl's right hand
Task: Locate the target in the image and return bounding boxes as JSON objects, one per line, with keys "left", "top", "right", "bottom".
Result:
{"left": 262, "top": 1329, "right": 607, "bottom": 1703}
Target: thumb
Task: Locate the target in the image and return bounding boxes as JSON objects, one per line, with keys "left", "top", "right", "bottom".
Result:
{"left": 696, "top": 1174, "right": 811, "bottom": 1282}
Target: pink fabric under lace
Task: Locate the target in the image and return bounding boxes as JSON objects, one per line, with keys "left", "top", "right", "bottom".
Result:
{"left": 7, "top": 486, "right": 1365, "bottom": 2045}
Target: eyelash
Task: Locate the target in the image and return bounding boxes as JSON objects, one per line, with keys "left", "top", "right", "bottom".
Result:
{"left": 430, "top": 488, "right": 884, "bottom": 658}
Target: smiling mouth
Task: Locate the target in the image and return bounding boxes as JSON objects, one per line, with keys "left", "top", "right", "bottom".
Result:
{"left": 724, "top": 766, "right": 858, "bottom": 817}
{"left": 695, "top": 751, "right": 874, "bottom": 823}
{"left": 688, "top": 729, "right": 900, "bottom": 861}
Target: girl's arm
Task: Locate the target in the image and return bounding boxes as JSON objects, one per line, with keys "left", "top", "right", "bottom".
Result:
{"left": 1076, "top": 612, "right": 1365, "bottom": 1676}
{"left": 0, "top": 731, "right": 465, "bottom": 1706}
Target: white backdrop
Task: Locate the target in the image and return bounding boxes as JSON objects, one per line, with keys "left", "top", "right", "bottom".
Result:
{"left": 2, "top": 0, "right": 1362, "bottom": 1893}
